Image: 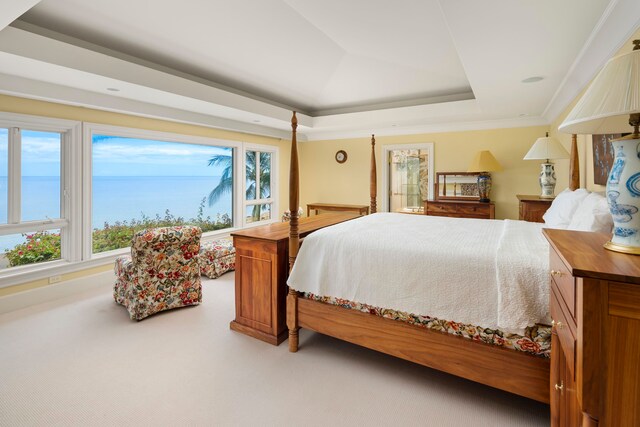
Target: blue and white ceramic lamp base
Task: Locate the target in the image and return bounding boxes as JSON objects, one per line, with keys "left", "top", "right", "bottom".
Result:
{"left": 539, "top": 163, "right": 556, "bottom": 198}
{"left": 606, "top": 135, "right": 640, "bottom": 255}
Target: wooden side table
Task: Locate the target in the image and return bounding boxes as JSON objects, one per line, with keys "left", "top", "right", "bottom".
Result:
{"left": 543, "top": 228, "right": 640, "bottom": 426}
{"left": 306, "top": 203, "right": 369, "bottom": 216}
{"left": 424, "top": 200, "right": 495, "bottom": 219}
{"left": 230, "top": 213, "right": 360, "bottom": 345}
{"left": 517, "top": 195, "right": 553, "bottom": 223}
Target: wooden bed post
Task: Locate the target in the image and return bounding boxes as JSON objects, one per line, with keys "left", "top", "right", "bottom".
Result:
{"left": 287, "top": 111, "right": 300, "bottom": 352}
{"left": 569, "top": 134, "right": 580, "bottom": 191}
{"left": 370, "top": 135, "right": 377, "bottom": 214}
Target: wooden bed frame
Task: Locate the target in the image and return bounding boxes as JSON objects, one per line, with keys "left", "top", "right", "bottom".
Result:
{"left": 286, "top": 112, "right": 580, "bottom": 404}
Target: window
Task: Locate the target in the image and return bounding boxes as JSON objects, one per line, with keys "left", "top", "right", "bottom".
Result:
{"left": 0, "top": 115, "right": 277, "bottom": 284}
{"left": 90, "top": 132, "right": 236, "bottom": 254}
{"left": 244, "top": 148, "right": 275, "bottom": 225}
{"left": 0, "top": 115, "right": 80, "bottom": 271}
{"left": 85, "top": 124, "right": 278, "bottom": 258}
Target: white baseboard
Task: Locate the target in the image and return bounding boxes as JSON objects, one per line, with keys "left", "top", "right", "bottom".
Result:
{"left": 0, "top": 270, "right": 113, "bottom": 315}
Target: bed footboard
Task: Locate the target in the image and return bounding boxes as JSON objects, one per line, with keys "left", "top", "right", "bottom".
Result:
{"left": 293, "top": 296, "right": 550, "bottom": 403}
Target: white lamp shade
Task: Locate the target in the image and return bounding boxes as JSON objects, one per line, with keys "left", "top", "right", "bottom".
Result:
{"left": 523, "top": 137, "right": 570, "bottom": 160}
{"left": 559, "top": 48, "right": 640, "bottom": 134}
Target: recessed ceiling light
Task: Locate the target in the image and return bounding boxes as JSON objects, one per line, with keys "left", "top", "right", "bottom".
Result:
{"left": 106, "top": 87, "right": 120, "bottom": 92}
{"left": 521, "top": 76, "right": 544, "bottom": 83}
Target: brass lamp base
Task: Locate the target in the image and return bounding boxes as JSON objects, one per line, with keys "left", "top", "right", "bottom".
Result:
{"left": 604, "top": 241, "right": 640, "bottom": 255}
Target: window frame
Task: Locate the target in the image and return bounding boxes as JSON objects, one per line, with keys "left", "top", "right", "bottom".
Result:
{"left": 0, "top": 116, "right": 279, "bottom": 288}
{"left": 0, "top": 112, "right": 82, "bottom": 280}
{"left": 83, "top": 123, "right": 247, "bottom": 259}
{"left": 242, "top": 143, "right": 279, "bottom": 228}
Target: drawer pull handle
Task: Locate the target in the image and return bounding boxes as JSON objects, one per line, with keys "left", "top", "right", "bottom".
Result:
{"left": 551, "top": 270, "right": 564, "bottom": 277}
{"left": 551, "top": 319, "right": 564, "bottom": 329}
{"left": 554, "top": 382, "right": 564, "bottom": 392}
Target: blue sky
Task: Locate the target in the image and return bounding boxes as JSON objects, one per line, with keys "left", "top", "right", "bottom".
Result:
{"left": 92, "top": 135, "right": 231, "bottom": 176}
{"left": 0, "top": 130, "right": 232, "bottom": 177}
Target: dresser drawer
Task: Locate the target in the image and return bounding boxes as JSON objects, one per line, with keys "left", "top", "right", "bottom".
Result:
{"left": 550, "top": 287, "right": 576, "bottom": 379}
{"left": 426, "top": 203, "right": 455, "bottom": 214}
{"left": 550, "top": 249, "right": 575, "bottom": 318}
{"left": 456, "top": 204, "right": 490, "bottom": 216}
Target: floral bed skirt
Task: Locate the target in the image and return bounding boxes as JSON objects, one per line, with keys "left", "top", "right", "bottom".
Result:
{"left": 301, "top": 293, "right": 551, "bottom": 358}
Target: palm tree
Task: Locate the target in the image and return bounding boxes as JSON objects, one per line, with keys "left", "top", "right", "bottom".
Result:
{"left": 208, "top": 151, "right": 271, "bottom": 221}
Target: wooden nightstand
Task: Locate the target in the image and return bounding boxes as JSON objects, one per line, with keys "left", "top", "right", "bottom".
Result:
{"left": 544, "top": 229, "right": 640, "bottom": 426}
{"left": 424, "top": 200, "right": 495, "bottom": 219}
{"left": 517, "top": 195, "right": 553, "bottom": 223}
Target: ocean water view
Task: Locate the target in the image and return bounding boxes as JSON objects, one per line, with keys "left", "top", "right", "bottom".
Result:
{"left": 0, "top": 175, "right": 232, "bottom": 251}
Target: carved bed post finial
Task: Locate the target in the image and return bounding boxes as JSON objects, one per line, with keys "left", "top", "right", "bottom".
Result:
{"left": 288, "top": 111, "right": 300, "bottom": 352}
{"left": 370, "top": 135, "right": 377, "bottom": 214}
{"left": 569, "top": 134, "right": 579, "bottom": 190}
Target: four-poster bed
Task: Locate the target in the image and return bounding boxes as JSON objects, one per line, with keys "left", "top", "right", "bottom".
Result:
{"left": 285, "top": 112, "right": 581, "bottom": 404}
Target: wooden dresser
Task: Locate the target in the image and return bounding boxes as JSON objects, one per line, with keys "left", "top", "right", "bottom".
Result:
{"left": 424, "top": 200, "right": 495, "bottom": 219}
{"left": 543, "top": 229, "right": 640, "bottom": 426}
{"left": 517, "top": 195, "right": 553, "bottom": 223}
{"left": 230, "top": 213, "right": 360, "bottom": 345}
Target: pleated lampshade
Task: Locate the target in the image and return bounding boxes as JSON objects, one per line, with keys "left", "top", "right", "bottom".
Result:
{"left": 523, "top": 136, "right": 569, "bottom": 160}
{"left": 559, "top": 47, "right": 640, "bottom": 134}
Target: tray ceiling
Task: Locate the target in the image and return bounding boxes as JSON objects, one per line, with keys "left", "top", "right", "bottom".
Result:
{"left": 0, "top": 0, "right": 636, "bottom": 140}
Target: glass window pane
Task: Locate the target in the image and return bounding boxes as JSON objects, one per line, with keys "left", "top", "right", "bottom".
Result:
{"left": 246, "top": 150, "right": 256, "bottom": 200}
{"left": 259, "top": 152, "right": 271, "bottom": 199}
{"left": 0, "top": 128, "right": 7, "bottom": 224}
{"left": 0, "top": 229, "right": 61, "bottom": 270}
{"left": 22, "top": 130, "right": 61, "bottom": 221}
{"left": 245, "top": 203, "right": 271, "bottom": 224}
{"left": 92, "top": 135, "right": 233, "bottom": 253}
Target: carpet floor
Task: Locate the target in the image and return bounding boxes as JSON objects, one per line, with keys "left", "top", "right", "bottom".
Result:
{"left": 0, "top": 272, "right": 550, "bottom": 426}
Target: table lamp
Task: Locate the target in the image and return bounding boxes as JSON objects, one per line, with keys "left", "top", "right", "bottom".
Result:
{"left": 467, "top": 150, "right": 502, "bottom": 202}
{"left": 559, "top": 40, "right": 640, "bottom": 255}
{"left": 523, "top": 133, "right": 570, "bottom": 198}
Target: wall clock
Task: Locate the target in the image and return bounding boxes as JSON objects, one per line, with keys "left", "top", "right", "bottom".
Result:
{"left": 335, "top": 150, "right": 347, "bottom": 164}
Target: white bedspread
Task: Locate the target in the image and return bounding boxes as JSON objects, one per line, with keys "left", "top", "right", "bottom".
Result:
{"left": 287, "top": 213, "right": 550, "bottom": 334}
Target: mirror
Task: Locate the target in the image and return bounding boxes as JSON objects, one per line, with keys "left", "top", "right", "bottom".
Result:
{"left": 435, "top": 172, "right": 480, "bottom": 201}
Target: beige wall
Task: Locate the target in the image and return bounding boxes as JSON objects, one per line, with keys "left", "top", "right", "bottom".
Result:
{"left": 0, "top": 94, "right": 290, "bottom": 295}
{"left": 299, "top": 126, "right": 554, "bottom": 220}
{"left": 299, "top": 28, "right": 640, "bottom": 221}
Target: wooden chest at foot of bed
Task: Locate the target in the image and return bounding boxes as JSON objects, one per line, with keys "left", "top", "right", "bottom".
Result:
{"left": 544, "top": 229, "right": 640, "bottom": 427}
{"left": 230, "top": 213, "right": 361, "bottom": 345}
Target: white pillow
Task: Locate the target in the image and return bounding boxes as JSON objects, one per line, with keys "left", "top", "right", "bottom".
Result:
{"left": 567, "top": 192, "right": 613, "bottom": 233}
{"left": 543, "top": 188, "right": 589, "bottom": 229}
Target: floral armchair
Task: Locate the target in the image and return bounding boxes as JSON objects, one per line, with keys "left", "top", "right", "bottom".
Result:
{"left": 114, "top": 226, "right": 202, "bottom": 320}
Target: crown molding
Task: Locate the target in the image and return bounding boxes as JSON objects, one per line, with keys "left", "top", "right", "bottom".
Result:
{"left": 0, "top": 73, "right": 300, "bottom": 141}
{"left": 303, "top": 116, "right": 549, "bottom": 142}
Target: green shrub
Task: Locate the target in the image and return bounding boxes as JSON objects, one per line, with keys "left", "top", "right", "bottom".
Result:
{"left": 4, "top": 231, "right": 62, "bottom": 267}
{"left": 4, "top": 199, "right": 233, "bottom": 264}
{"left": 92, "top": 199, "right": 231, "bottom": 253}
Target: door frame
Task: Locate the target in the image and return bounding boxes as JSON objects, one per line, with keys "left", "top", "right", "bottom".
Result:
{"left": 381, "top": 143, "right": 434, "bottom": 213}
